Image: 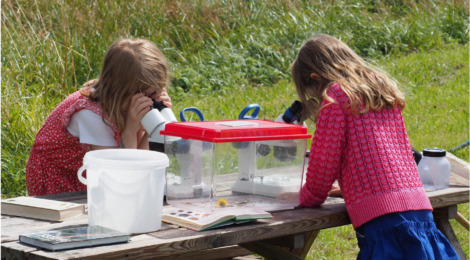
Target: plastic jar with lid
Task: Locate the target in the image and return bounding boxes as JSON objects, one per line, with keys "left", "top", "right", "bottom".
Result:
{"left": 417, "top": 148, "right": 451, "bottom": 191}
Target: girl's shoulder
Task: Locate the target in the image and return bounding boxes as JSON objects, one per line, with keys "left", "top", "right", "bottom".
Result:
{"left": 61, "top": 89, "right": 101, "bottom": 113}
{"left": 61, "top": 90, "right": 86, "bottom": 104}
{"left": 326, "top": 83, "right": 349, "bottom": 104}
{"left": 327, "top": 83, "right": 342, "bottom": 94}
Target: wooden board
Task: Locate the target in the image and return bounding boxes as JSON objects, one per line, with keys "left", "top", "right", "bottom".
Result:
{"left": 1, "top": 203, "right": 349, "bottom": 259}
{"left": 2, "top": 187, "right": 468, "bottom": 260}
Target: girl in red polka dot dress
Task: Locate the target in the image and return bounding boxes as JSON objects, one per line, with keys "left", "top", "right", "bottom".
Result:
{"left": 289, "top": 34, "right": 458, "bottom": 259}
{"left": 26, "top": 38, "right": 172, "bottom": 196}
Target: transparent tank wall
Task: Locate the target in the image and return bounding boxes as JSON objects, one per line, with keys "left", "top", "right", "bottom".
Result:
{"left": 214, "top": 139, "right": 307, "bottom": 200}
{"left": 165, "top": 138, "right": 214, "bottom": 211}
{"left": 165, "top": 137, "right": 308, "bottom": 212}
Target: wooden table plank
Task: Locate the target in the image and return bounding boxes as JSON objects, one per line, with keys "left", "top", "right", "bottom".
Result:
{"left": 1, "top": 203, "right": 349, "bottom": 259}
{"left": 1, "top": 215, "right": 89, "bottom": 243}
{"left": 1, "top": 186, "right": 468, "bottom": 260}
{"left": 427, "top": 186, "right": 470, "bottom": 208}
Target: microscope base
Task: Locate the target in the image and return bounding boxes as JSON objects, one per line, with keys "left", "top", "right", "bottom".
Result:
{"left": 231, "top": 177, "right": 301, "bottom": 198}
{"left": 166, "top": 184, "right": 211, "bottom": 199}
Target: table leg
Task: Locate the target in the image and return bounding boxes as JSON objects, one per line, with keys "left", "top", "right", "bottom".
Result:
{"left": 239, "top": 230, "right": 320, "bottom": 260}
{"left": 288, "top": 230, "right": 320, "bottom": 258}
{"left": 433, "top": 205, "right": 467, "bottom": 260}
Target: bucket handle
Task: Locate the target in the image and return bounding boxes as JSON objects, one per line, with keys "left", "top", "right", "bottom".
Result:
{"left": 77, "top": 164, "right": 88, "bottom": 185}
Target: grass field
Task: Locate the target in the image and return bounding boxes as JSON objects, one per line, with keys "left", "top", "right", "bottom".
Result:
{"left": 1, "top": 0, "right": 469, "bottom": 259}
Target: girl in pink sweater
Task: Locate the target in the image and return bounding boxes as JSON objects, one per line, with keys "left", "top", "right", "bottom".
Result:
{"left": 291, "top": 34, "right": 457, "bottom": 259}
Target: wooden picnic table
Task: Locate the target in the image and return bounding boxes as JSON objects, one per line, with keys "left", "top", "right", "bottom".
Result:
{"left": 2, "top": 186, "right": 469, "bottom": 260}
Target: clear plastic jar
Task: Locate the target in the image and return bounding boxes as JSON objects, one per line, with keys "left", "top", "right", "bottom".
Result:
{"left": 417, "top": 148, "right": 450, "bottom": 191}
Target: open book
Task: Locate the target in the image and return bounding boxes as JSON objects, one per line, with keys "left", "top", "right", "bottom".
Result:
{"left": 1, "top": 196, "right": 85, "bottom": 222}
{"left": 162, "top": 206, "right": 272, "bottom": 231}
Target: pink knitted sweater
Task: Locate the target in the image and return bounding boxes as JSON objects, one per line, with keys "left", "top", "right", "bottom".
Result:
{"left": 300, "top": 83, "right": 432, "bottom": 228}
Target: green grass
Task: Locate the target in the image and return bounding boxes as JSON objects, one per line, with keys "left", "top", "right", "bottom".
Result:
{"left": 1, "top": 0, "right": 469, "bottom": 259}
{"left": 389, "top": 45, "right": 469, "bottom": 156}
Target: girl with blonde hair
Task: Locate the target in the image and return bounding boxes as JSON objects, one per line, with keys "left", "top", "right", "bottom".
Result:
{"left": 26, "top": 38, "right": 172, "bottom": 196}
{"left": 291, "top": 33, "right": 457, "bottom": 259}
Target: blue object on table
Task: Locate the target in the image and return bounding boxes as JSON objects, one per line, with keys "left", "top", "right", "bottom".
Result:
{"left": 180, "top": 107, "right": 205, "bottom": 122}
{"left": 238, "top": 104, "right": 261, "bottom": 119}
{"left": 234, "top": 104, "right": 262, "bottom": 150}
{"left": 449, "top": 140, "right": 470, "bottom": 152}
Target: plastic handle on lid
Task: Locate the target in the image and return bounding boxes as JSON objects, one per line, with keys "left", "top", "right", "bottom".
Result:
{"left": 77, "top": 165, "right": 88, "bottom": 185}
{"left": 179, "top": 107, "right": 205, "bottom": 122}
{"left": 238, "top": 104, "right": 261, "bottom": 119}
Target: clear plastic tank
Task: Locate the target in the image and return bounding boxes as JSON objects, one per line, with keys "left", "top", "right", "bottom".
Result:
{"left": 161, "top": 119, "right": 311, "bottom": 212}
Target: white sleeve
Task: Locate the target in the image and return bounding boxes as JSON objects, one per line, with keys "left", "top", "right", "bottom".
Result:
{"left": 67, "top": 110, "right": 118, "bottom": 147}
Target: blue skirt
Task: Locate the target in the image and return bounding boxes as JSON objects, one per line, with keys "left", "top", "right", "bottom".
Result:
{"left": 355, "top": 210, "right": 459, "bottom": 260}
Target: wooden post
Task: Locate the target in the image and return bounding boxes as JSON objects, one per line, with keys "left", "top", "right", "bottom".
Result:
{"left": 289, "top": 230, "right": 320, "bottom": 259}
{"left": 433, "top": 206, "right": 467, "bottom": 260}
{"left": 239, "top": 230, "right": 320, "bottom": 260}
{"left": 455, "top": 212, "right": 470, "bottom": 231}
{"left": 239, "top": 241, "right": 303, "bottom": 260}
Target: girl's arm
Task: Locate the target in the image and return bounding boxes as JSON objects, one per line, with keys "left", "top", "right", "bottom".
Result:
{"left": 90, "top": 133, "right": 147, "bottom": 150}
{"left": 300, "top": 93, "right": 346, "bottom": 207}
{"left": 91, "top": 145, "right": 119, "bottom": 150}
{"left": 137, "top": 126, "right": 149, "bottom": 150}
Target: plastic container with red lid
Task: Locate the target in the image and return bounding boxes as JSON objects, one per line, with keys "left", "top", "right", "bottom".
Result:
{"left": 161, "top": 120, "right": 312, "bottom": 212}
{"left": 161, "top": 119, "right": 311, "bottom": 142}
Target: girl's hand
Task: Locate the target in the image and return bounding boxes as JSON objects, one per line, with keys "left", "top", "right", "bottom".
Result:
{"left": 122, "top": 93, "right": 152, "bottom": 148}
{"left": 277, "top": 192, "right": 300, "bottom": 203}
{"left": 151, "top": 88, "right": 172, "bottom": 108}
{"left": 328, "top": 184, "right": 342, "bottom": 197}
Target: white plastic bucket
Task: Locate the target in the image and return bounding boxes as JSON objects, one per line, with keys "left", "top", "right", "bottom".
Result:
{"left": 77, "top": 149, "right": 169, "bottom": 234}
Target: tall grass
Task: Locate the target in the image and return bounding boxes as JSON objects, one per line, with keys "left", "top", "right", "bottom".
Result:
{"left": 2, "top": 0, "right": 468, "bottom": 95}
{"left": 1, "top": 0, "right": 469, "bottom": 258}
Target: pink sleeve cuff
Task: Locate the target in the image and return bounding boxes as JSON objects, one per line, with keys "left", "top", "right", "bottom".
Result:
{"left": 300, "top": 184, "right": 327, "bottom": 207}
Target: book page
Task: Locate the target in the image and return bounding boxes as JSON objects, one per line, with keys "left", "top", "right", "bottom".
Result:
{"left": 162, "top": 202, "right": 273, "bottom": 231}
{"left": 162, "top": 207, "right": 239, "bottom": 231}
{"left": 162, "top": 207, "right": 235, "bottom": 227}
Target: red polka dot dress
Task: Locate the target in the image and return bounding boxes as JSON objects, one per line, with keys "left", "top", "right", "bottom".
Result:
{"left": 26, "top": 91, "right": 121, "bottom": 196}
{"left": 300, "top": 83, "right": 432, "bottom": 229}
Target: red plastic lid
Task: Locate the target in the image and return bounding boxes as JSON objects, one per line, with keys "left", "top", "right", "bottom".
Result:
{"left": 160, "top": 119, "right": 312, "bottom": 142}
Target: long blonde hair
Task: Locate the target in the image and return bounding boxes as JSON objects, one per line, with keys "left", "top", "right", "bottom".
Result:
{"left": 291, "top": 33, "right": 405, "bottom": 122}
{"left": 80, "top": 38, "right": 168, "bottom": 131}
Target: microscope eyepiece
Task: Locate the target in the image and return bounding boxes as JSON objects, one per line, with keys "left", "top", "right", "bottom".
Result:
{"left": 282, "top": 100, "right": 302, "bottom": 123}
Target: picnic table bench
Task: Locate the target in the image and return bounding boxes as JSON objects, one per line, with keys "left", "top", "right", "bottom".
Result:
{"left": 2, "top": 186, "right": 468, "bottom": 260}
